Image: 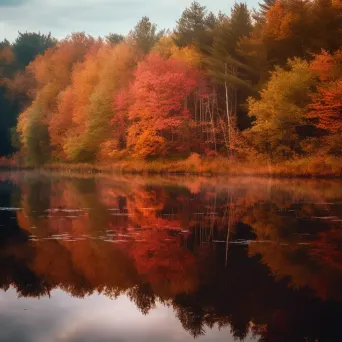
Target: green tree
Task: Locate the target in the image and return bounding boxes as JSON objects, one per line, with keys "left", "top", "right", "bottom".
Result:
{"left": 106, "top": 33, "right": 125, "bottom": 45}
{"left": 0, "top": 39, "right": 10, "bottom": 48}
{"left": 245, "top": 59, "right": 315, "bottom": 159}
{"left": 0, "top": 32, "right": 56, "bottom": 157}
{"left": 207, "top": 3, "right": 253, "bottom": 89}
{"left": 205, "top": 11, "right": 219, "bottom": 29}
{"left": 26, "top": 106, "right": 50, "bottom": 166}
{"left": 12, "top": 32, "right": 57, "bottom": 69}
{"left": 205, "top": 3, "right": 253, "bottom": 149}
{"left": 0, "top": 44, "right": 17, "bottom": 156}
{"left": 129, "top": 17, "right": 163, "bottom": 54}
{"left": 253, "top": 0, "right": 276, "bottom": 23}
{"left": 174, "top": 1, "right": 215, "bottom": 50}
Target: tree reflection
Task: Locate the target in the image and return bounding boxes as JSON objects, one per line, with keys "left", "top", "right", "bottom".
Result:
{"left": 0, "top": 174, "right": 341, "bottom": 341}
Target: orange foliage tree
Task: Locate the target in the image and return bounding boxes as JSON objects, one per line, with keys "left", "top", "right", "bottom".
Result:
{"left": 17, "top": 33, "right": 100, "bottom": 164}
{"left": 307, "top": 50, "right": 342, "bottom": 134}
{"left": 55, "top": 42, "right": 137, "bottom": 162}
{"left": 50, "top": 47, "right": 102, "bottom": 160}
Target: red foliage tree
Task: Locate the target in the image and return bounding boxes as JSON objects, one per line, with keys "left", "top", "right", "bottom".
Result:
{"left": 307, "top": 50, "right": 342, "bottom": 133}
{"left": 114, "top": 53, "right": 202, "bottom": 158}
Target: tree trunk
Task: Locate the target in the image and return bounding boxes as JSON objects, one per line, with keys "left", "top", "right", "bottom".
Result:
{"left": 225, "top": 63, "right": 231, "bottom": 156}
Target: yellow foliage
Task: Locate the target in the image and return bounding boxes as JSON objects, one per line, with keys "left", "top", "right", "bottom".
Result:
{"left": 171, "top": 45, "right": 201, "bottom": 67}
{"left": 133, "top": 129, "right": 167, "bottom": 159}
{"left": 152, "top": 36, "right": 174, "bottom": 58}
{"left": 54, "top": 41, "right": 137, "bottom": 162}
{"left": 17, "top": 107, "right": 31, "bottom": 149}
{"left": 98, "top": 139, "right": 127, "bottom": 161}
{"left": 152, "top": 35, "right": 201, "bottom": 67}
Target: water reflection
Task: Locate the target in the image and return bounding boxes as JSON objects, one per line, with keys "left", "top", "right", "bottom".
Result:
{"left": 0, "top": 172, "right": 341, "bottom": 341}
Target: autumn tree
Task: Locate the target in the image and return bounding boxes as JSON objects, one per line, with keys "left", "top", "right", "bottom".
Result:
{"left": 115, "top": 53, "right": 201, "bottom": 158}
{"left": 17, "top": 33, "right": 99, "bottom": 164}
{"left": 236, "top": 0, "right": 342, "bottom": 108}
{"left": 308, "top": 0, "right": 342, "bottom": 54}
{"left": 73, "top": 43, "right": 136, "bottom": 162}
{"left": 264, "top": 0, "right": 312, "bottom": 65}
{"left": 52, "top": 42, "right": 137, "bottom": 162}
{"left": 258, "top": 0, "right": 342, "bottom": 67}
{"left": 246, "top": 59, "right": 315, "bottom": 159}
{"left": 48, "top": 51, "right": 101, "bottom": 160}
{"left": 307, "top": 50, "right": 342, "bottom": 154}
{"left": 152, "top": 35, "right": 201, "bottom": 67}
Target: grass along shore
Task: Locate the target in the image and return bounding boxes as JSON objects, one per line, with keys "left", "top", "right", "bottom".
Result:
{"left": 1, "top": 154, "right": 341, "bottom": 177}
{"left": 42, "top": 155, "right": 342, "bottom": 178}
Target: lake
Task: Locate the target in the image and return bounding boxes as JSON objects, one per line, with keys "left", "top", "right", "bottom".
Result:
{"left": 0, "top": 171, "right": 341, "bottom": 342}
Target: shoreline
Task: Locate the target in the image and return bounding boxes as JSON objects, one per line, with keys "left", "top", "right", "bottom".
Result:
{"left": 0, "top": 156, "right": 341, "bottom": 179}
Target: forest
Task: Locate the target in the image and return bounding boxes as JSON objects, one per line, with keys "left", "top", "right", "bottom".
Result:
{"left": 0, "top": 0, "right": 341, "bottom": 174}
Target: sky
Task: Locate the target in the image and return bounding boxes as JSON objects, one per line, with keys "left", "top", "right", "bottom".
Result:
{"left": 0, "top": 0, "right": 259, "bottom": 42}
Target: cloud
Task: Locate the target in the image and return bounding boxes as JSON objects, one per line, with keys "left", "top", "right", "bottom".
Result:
{"left": 0, "top": 0, "right": 258, "bottom": 42}
{"left": 0, "top": 0, "right": 28, "bottom": 7}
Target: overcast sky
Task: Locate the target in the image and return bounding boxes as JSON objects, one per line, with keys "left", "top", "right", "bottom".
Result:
{"left": 0, "top": 0, "right": 259, "bottom": 42}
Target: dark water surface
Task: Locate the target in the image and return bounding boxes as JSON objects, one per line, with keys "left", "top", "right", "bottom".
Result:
{"left": 0, "top": 171, "right": 341, "bottom": 342}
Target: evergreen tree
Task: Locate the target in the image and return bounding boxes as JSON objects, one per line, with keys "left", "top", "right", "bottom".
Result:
{"left": 106, "top": 33, "right": 124, "bottom": 45}
{"left": 12, "top": 32, "right": 56, "bottom": 69}
{"left": 206, "top": 3, "right": 254, "bottom": 139}
{"left": 129, "top": 17, "right": 163, "bottom": 54}
{"left": 174, "top": 1, "right": 214, "bottom": 49}
{"left": 253, "top": 0, "right": 277, "bottom": 23}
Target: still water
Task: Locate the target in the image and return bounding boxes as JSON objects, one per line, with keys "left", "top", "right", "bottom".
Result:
{"left": 0, "top": 171, "right": 341, "bottom": 342}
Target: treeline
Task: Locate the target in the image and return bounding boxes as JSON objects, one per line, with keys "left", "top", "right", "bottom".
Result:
{"left": 0, "top": 32, "right": 56, "bottom": 156}
{"left": 0, "top": 0, "right": 341, "bottom": 166}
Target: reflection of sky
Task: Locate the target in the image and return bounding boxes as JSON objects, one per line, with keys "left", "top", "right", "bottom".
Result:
{"left": 0, "top": 288, "right": 258, "bottom": 342}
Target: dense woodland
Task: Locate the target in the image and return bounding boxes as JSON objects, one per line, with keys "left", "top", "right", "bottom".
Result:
{"left": 0, "top": 0, "right": 341, "bottom": 169}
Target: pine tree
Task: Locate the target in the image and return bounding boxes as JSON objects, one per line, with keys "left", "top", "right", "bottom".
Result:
{"left": 253, "top": 0, "right": 277, "bottom": 23}
{"left": 106, "top": 33, "right": 124, "bottom": 45}
{"left": 174, "top": 1, "right": 212, "bottom": 49}
{"left": 205, "top": 3, "right": 253, "bottom": 151}
{"left": 129, "top": 17, "right": 163, "bottom": 54}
